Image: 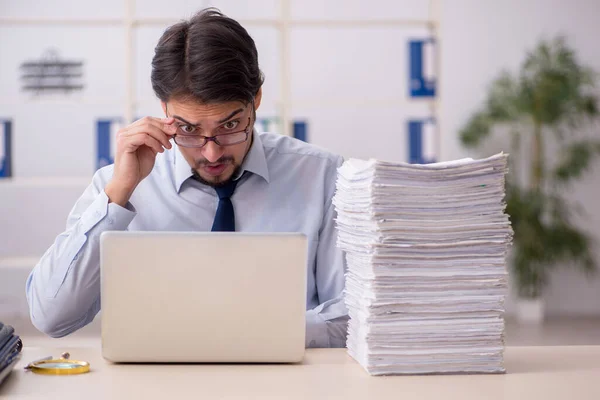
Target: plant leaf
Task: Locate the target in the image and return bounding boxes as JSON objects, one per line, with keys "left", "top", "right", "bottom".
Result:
{"left": 458, "top": 111, "right": 493, "bottom": 148}
{"left": 487, "top": 71, "right": 525, "bottom": 121}
{"left": 552, "top": 140, "right": 600, "bottom": 183}
{"left": 520, "top": 36, "right": 599, "bottom": 126}
{"left": 506, "top": 185, "right": 597, "bottom": 295}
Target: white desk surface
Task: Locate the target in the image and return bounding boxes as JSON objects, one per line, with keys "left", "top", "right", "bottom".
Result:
{"left": 1, "top": 346, "right": 600, "bottom": 399}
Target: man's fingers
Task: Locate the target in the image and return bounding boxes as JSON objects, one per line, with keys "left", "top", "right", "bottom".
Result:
{"left": 143, "top": 136, "right": 165, "bottom": 154}
{"left": 119, "top": 132, "right": 165, "bottom": 154}
{"left": 142, "top": 125, "right": 174, "bottom": 149}
{"left": 120, "top": 121, "right": 175, "bottom": 149}
{"left": 134, "top": 116, "right": 177, "bottom": 135}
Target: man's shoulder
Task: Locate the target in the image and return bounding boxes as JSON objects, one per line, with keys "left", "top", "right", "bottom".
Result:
{"left": 259, "top": 132, "right": 343, "bottom": 167}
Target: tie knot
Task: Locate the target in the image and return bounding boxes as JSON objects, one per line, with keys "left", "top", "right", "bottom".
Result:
{"left": 214, "top": 179, "right": 239, "bottom": 200}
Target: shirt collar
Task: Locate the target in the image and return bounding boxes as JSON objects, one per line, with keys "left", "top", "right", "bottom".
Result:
{"left": 175, "top": 130, "right": 270, "bottom": 193}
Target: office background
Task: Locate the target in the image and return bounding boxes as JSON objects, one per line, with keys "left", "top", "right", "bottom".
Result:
{"left": 1, "top": 0, "right": 599, "bottom": 341}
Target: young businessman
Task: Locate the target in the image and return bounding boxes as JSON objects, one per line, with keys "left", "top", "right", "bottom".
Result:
{"left": 26, "top": 9, "right": 348, "bottom": 348}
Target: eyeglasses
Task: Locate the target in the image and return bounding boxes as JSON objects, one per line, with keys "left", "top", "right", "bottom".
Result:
{"left": 171, "top": 117, "right": 252, "bottom": 149}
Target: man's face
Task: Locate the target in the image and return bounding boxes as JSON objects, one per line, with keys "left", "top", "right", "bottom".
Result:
{"left": 163, "top": 97, "right": 257, "bottom": 187}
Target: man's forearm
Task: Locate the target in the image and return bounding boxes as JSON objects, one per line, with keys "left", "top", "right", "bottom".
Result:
{"left": 26, "top": 190, "right": 136, "bottom": 337}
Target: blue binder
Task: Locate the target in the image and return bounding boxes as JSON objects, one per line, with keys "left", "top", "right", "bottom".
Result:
{"left": 96, "top": 118, "right": 129, "bottom": 170}
{"left": 409, "top": 39, "right": 437, "bottom": 98}
{"left": 293, "top": 121, "right": 307, "bottom": 142}
{"left": 0, "top": 120, "right": 12, "bottom": 178}
{"left": 408, "top": 118, "right": 437, "bottom": 164}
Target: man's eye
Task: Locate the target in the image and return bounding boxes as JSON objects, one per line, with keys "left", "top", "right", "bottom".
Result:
{"left": 179, "top": 125, "right": 196, "bottom": 134}
{"left": 223, "top": 120, "right": 239, "bottom": 130}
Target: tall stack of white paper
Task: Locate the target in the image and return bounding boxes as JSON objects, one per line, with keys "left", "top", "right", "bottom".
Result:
{"left": 333, "top": 153, "right": 512, "bottom": 375}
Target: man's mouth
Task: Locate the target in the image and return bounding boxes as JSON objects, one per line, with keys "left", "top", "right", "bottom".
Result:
{"left": 203, "top": 163, "right": 229, "bottom": 176}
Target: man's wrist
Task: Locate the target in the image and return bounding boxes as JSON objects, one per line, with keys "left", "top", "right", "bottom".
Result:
{"left": 105, "top": 181, "right": 135, "bottom": 207}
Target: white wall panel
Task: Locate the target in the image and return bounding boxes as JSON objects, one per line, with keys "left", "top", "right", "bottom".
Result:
{"left": 0, "top": 0, "right": 124, "bottom": 19}
{"left": 0, "top": 181, "right": 89, "bottom": 257}
{"left": 291, "top": 0, "right": 430, "bottom": 21}
{"left": 290, "top": 27, "right": 430, "bottom": 102}
{"left": 0, "top": 26, "right": 125, "bottom": 177}
{"left": 293, "top": 103, "right": 432, "bottom": 163}
{"left": 207, "top": 0, "right": 280, "bottom": 20}
{"left": 0, "top": 26, "right": 126, "bottom": 101}
{"left": 133, "top": 0, "right": 279, "bottom": 20}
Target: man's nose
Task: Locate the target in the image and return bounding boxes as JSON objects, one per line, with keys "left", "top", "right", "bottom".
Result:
{"left": 202, "top": 140, "right": 224, "bottom": 163}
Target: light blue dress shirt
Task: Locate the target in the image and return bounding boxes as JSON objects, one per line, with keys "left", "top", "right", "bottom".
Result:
{"left": 26, "top": 131, "right": 348, "bottom": 348}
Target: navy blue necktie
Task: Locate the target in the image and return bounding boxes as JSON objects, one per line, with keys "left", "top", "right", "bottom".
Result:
{"left": 211, "top": 178, "right": 240, "bottom": 232}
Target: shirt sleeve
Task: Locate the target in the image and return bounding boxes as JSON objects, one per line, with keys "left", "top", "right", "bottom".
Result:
{"left": 25, "top": 169, "right": 137, "bottom": 338}
{"left": 305, "top": 156, "right": 348, "bottom": 348}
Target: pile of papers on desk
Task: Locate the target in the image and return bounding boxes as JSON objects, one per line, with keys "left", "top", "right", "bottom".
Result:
{"left": 0, "top": 321, "right": 22, "bottom": 386}
{"left": 333, "top": 153, "right": 512, "bottom": 375}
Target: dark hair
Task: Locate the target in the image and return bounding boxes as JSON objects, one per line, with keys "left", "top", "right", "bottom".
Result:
{"left": 151, "top": 8, "right": 264, "bottom": 104}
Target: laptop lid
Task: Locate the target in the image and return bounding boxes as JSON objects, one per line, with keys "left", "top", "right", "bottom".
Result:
{"left": 100, "top": 231, "right": 307, "bottom": 363}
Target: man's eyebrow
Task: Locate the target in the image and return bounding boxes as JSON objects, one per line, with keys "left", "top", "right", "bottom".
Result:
{"left": 172, "top": 108, "right": 245, "bottom": 126}
{"left": 218, "top": 108, "right": 244, "bottom": 124}
{"left": 173, "top": 115, "right": 196, "bottom": 125}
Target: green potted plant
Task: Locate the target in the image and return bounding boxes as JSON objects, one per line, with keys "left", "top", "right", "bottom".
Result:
{"left": 459, "top": 36, "right": 600, "bottom": 323}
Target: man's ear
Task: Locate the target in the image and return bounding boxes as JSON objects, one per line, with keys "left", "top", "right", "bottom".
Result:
{"left": 254, "top": 87, "right": 263, "bottom": 111}
{"left": 161, "top": 101, "right": 167, "bottom": 117}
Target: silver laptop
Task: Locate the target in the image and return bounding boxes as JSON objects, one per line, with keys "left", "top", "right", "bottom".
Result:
{"left": 100, "top": 231, "right": 307, "bottom": 363}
